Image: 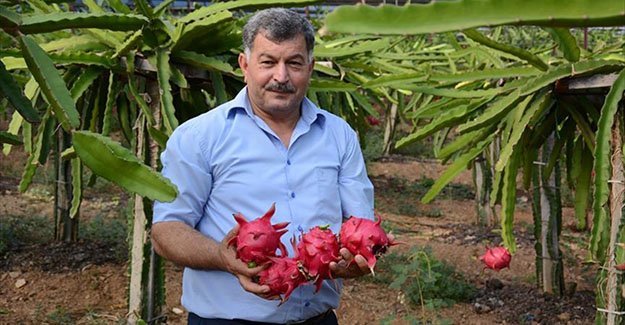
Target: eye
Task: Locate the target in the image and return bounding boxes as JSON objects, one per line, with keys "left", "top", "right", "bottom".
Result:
{"left": 289, "top": 61, "right": 304, "bottom": 68}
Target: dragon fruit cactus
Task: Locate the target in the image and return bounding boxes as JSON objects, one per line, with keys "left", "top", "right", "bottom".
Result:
{"left": 296, "top": 225, "right": 340, "bottom": 292}
{"left": 479, "top": 246, "right": 512, "bottom": 271}
{"left": 339, "top": 214, "right": 397, "bottom": 274}
{"left": 258, "top": 256, "right": 308, "bottom": 304}
{"left": 228, "top": 203, "right": 289, "bottom": 267}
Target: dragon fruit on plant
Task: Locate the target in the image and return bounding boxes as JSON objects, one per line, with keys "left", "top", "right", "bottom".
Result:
{"left": 296, "top": 225, "right": 340, "bottom": 292}
{"left": 339, "top": 214, "right": 397, "bottom": 274}
{"left": 258, "top": 256, "right": 308, "bottom": 304}
{"left": 228, "top": 203, "right": 289, "bottom": 267}
{"left": 479, "top": 246, "right": 512, "bottom": 271}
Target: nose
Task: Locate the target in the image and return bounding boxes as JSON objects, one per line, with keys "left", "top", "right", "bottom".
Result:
{"left": 273, "top": 62, "right": 289, "bottom": 83}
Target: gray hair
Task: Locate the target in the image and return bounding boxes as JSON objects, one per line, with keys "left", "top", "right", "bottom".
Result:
{"left": 242, "top": 8, "right": 315, "bottom": 63}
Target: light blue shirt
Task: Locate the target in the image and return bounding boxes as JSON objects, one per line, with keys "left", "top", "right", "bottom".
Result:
{"left": 153, "top": 87, "right": 374, "bottom": 323}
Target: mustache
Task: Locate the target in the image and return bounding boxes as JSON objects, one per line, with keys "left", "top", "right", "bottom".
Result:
{"left": 265, "top": 82, "right": 296, "bottom": 93}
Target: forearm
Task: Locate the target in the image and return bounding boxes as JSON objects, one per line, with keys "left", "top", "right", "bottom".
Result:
{"left": 151, "top": 221, "right": 224, "bottom": 270}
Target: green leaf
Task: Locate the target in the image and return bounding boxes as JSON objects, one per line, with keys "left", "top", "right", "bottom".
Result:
{"left": 154, "top": 0, "right": 175, "bottom": 17}
{"left": 69, "top": 66, "right": 102, "bottom": 101}
{"left": 178, "top": 0, "right": 321, "bottom": 24}
{"left": 102, "top": 73, "right": 121, "bottom": 136}
{"left": 362, "top": 72, "right": 426, "bottom": 89}
{"left": 421, "top": 132, "right": 495, "bottom": 203}
{"left": 147, "top": 126, "right": 169, "bottom": 149}
{"left": 495, "top": 92, "right": 553, "bottom": 172}
{"left": 313, "top": 62, "right": 339, "bottom": 77}
{"left": 0, "top": 131, "right": 22, "bottom": 145}
{"left": 457, "top": 89, "right": 522, "bottom": 133}
{"left": 404, "top": 85, "right": 501, "bottom": 98}
{"left": 82, "top": 0, "right": 105, "bottom": 14}
{"left": 396, "top": 98, "right": 490, "bottom": 148}
{"left": 69, "top": 157, "right": 82, "bottom": 218}
{"left": 2, "top": 111, "right": 23, "bottom": 155}
{"left": 501, "top": 142, "right": 522, "bottom": 253}
{"left": 41, "top": 34, "right": 107, "bottom": 52}
{"left": 155, "top": 49, "right": 178, "bottom": 134}
{"left": 172, "top": 10, "right": 233, "bottom": 53}
{"left": 314, "top": 38, "right": 391, "bottom": 58}
{"left": 324, "top": 0, "right": 625, "bottom": 35}
{"left": 172, "top": 50, "right": 233, "bottom": 74}
{"left": 18, "top": 35, "right": 79, "bottom": 131}
{"left": 429, "top": 67, "right": 541, "bottom": 83}
{"left": 0, "top": 5, "right": 21, "bottom": 28}
{"left": 20, "top": 12, "right": 148, "bottom": 33}
{"left": 19, "top": 112, "right": 52, "bottom": 192}
{"left": 544, "top": 27, "right": 580, "bottom": 63}
{"left": 590, "top": 68, "right": 625, "bottom": 262}
{"left": 463, "top": 29, "right": 549, "bottom": 71}
{"left": 126, "top": 79, "right": 156, "bottom": 126}
{"left": 0, "top": 60, "right": 40, "bottom": 123}
{"left": 112, "top": 30, "right": 142, "bottom": 59}
{"left": 72, "top": 130, "right": 178, "bottom": 202}
{"left": 309, "top": 79, "right": 357, "bottom": 92}
{"left": 104, "top": 0, "right": 131, "bottom": 14}
{"left": 573, "top": 142, "right": 592, "bottom": 230}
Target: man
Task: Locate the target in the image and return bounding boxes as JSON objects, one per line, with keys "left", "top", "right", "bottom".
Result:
{"left": 152, "top": 8, "right": 375, "bottom": 325}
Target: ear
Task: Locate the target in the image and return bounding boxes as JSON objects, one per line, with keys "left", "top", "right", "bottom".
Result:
{"left": 238, "top": 52, "right": 249, "bottom": 82}
{"left": 307, "top": 57, "right": 315, "bottom": 76}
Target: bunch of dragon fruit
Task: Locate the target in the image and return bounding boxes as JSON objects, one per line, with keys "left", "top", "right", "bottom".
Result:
{"left": 228, "top": 204, "right": 396, "bottom": 303}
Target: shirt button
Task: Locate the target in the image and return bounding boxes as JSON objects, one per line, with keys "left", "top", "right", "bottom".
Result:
{"left": 304, "top": 301, "right": 310, "bottom": 307}
{"left": 287, "top": 159, "right": 291, "bottom": 165}
{"left": 291, "top": 192, "right": 296, "bottom": 198}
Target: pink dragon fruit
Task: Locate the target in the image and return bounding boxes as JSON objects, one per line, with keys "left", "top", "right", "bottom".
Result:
{"left": 258, "top": 256, "right": 307, "bottom": 304}
{"left": 296, "top": 225, "right": 340, "bottom": 292}
{"left": 479, "top": 246, "right": 512, "bottom": 271}
{"left": 339, "top": 214, "right": 397, "bottom": 274}
{"left": 228, "top": 203, "right": 289, "bottom": 267}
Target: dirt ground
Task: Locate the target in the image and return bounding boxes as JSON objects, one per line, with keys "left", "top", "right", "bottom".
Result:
{"left": 0, "top": 154, "right": 597, "bottom": 324}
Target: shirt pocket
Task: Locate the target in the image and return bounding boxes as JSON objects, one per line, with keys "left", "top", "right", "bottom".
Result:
{"left": 316, "top": 166, "right": 338, "bottom": 186}
{"left": 314, "top": 167, "right": 341, "bottom": 224}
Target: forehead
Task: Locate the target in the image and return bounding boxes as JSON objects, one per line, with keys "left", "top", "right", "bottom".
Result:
{"left": 251, "top": 32, "right": 307, "bottom": 58}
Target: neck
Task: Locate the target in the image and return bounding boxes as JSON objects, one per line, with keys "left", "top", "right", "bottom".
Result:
{"left": 251, "top": 104, "right": 301, "bottom": 148}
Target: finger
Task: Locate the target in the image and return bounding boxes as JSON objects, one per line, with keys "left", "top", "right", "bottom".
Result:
{"left": 353, "top": 255, "right": 370, "bottom": 272}
{"left": 239, "top": 276, "right": 270, "bottom": 295}
{"left": 339, "top": 248, "right": 353, "bottom": 261}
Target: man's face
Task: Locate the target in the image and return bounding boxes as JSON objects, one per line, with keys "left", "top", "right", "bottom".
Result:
{"left": 239, "top": 32, "right": 314, "bottom": 117}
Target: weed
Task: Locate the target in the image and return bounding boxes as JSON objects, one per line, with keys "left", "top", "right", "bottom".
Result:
{"left": 0, "top": 215, "right": 52, "bottom": 254}
{"left": 46, "top": 306, "right": 74, "bottom": 325}
{"left": 370, "top": 246, "right": 476, "bottom": 310}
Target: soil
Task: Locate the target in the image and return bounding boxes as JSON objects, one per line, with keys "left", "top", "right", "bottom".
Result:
{"left": 0, "top": 153, "right": 597, "bottom": 324}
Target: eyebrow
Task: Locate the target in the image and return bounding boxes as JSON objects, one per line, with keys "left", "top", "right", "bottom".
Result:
{"left": 258, "top": 53, "right": 306, "bottom": 62}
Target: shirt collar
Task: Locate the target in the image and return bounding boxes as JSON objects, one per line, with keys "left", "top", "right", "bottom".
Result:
{"left": 227, "top": 87, "right": 326, "bottom": 128}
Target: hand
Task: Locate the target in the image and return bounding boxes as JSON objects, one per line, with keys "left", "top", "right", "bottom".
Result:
{"left": 329, "top": 234, "right": 397, "bottom": 278}
{"left": 329, "top": 247, "right": 371, "bottom": 278}
{"left": 218, "top": 224, "right": 273, "bottom": 297}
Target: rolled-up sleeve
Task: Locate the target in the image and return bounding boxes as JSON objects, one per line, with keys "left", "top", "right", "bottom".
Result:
{"left": 153, "top": 123, "right": 212, "bottom": 228}
{"left": 338, "top": 129, "right": 374, "bottom": 220}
